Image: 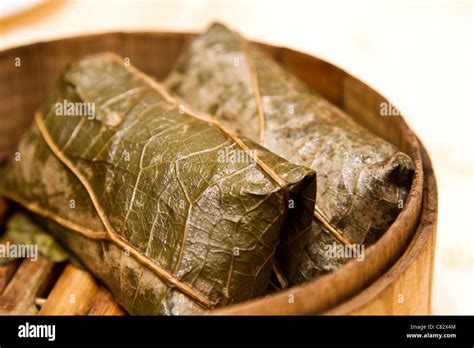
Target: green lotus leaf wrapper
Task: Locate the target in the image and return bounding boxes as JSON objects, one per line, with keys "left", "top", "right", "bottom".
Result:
{"left": 0, "top": 53, "right": 316, "bottom": 314}
{"left": 165, "top": 23, "right": 414, "bottom": 284}
{"left": 1, "top": 212, "right": 70, "bottom": 264}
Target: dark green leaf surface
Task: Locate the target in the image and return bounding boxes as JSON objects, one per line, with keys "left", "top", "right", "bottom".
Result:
{"left": 165, "top": 23, "right": 414, "bottom": 283}
{"left": 0, "top": 53, "right": 316, "bottom": 314}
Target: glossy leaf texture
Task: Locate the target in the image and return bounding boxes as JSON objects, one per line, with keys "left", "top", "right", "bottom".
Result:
{"left": 165, "top": 23, "right": 414, "bottom": 284}
{"left": 0, "top": 53, "right": 316, "bottom": 314}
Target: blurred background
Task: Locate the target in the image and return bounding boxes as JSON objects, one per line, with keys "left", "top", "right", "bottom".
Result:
{"left": 0, "top": 0, "right": 472, "bottom": 314}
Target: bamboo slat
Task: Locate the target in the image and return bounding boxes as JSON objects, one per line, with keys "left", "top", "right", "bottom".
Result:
{"left": 0, "top": 255, "right": 54, "bottom": 314}
{"left": 88, "top": 286, "right": 126, "bottom": 316}
{"left": 39, "top": 263, "right": 98, "bottom": 315}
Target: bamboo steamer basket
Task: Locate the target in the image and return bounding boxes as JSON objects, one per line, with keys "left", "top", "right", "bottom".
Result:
{"left": 0, "top": 32, "right": 436, "bottom": 315}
